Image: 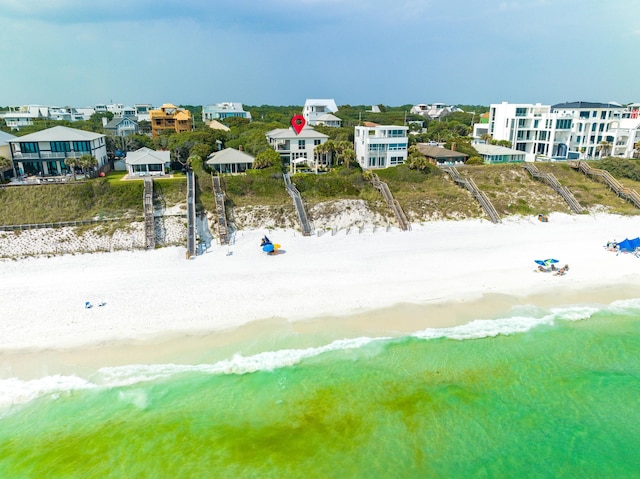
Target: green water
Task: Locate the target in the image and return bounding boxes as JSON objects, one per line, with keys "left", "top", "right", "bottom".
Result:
{"left": 2, "top": 304, "right": 640, "bottom": 478}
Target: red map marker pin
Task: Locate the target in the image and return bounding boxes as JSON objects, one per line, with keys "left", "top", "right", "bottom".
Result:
{"left": 291, "top": 114, "right": 306, "bottom": 135}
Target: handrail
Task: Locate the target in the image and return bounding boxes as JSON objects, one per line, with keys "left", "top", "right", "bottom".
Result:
{"left": 570, "top": 161, "right": 640, "bottom": 209}
{"left": 186, "top": 170, "right": 197, "bottom": 257}
{"left": 522, "top": 163, "right": 585, "bottom": 214}
{"left": 369, "top": 173, "right": 410, "bottom": 230}
{"left": 284, "top": 173, "right": 313, "bottom": 236}
{"left": 143, "top": 177, "right": 155, "bottom": 249}
{"left": 211, "top": 175, "right": 230, "bottom": 245}
{"left": 441, "top": 166, "right": 501, "bottom": 223}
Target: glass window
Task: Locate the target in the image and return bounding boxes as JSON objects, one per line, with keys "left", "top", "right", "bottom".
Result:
{"left": 21, "top": 142, "right": 39, "bottom": 153}
{"left": 298, "top": 140, "right": 305, "bottom": 149}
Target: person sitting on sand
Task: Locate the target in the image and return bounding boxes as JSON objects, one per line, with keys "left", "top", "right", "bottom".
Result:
{"left": 260, "top": 236, "right": 272, "bottom": 247}
{"left": 554, "top": 264, "right": 569, "bottom": 276}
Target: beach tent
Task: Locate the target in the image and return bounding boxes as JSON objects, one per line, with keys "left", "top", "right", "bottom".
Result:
{"left": 617, "top": 237, "right": 640, "bottom": 252}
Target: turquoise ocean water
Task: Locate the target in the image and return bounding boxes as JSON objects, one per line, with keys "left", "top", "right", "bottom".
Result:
{"left": 2, "top": 298, "right": 640, "bottom": 478}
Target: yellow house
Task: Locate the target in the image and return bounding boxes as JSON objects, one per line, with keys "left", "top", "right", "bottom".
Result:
{"left": 150, "top": 103, "right": 193, "bottom": 137}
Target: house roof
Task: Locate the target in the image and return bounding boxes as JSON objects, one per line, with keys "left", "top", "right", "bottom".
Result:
{"left": 206, "top": 120, "right": 230, "bottom": 131}
{"left": 316, "top": 113, "right": 341, "bottom": 122}
{"left": 206, "top": 148, "right": 255, "bottom": 165}
{"left": 304, "top": 99, "right": 338, "bottom": 112}
{"left": 474, "top": 144, "right": 525, "bottom": 156}
{"left": 265, "top": 127, "right": 329, "bottom": 140}
{"left": 9, "top": 126, "right": 104, "bottom": 142}
{"left": 105, "top": 117, "right": 138, "bottom": 129}
{"left": 125, "top": 147, "right": 170, "bottom": 166}
{"left": 0, "top": 130, "right": 16, "bottom": 146}
{"left": 416, "top": 144, "right": 467, "bottom": 159}
{"left": 551, "top": 101, "right": 624, "bottom": 110}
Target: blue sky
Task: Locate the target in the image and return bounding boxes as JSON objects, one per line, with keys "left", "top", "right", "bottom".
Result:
{"left": 0, "top": 0, "right": 638, "bottom": 108}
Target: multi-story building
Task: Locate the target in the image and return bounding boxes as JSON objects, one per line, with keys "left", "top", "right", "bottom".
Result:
{"left": 354, "top": 122, "right": 408, "bottom": 169}
{"left": 8, "top": 126, "right": 108, "bottom": 177}
{"left": 265, "top": 126, "right": 328, "bottom": 171}
{"left": 303, "top": 99, "right": 340, "bottom": 127}
{"left": 485, "top": 101, "right": 633, "bottom": 161}
{"left": 202, "top": 102, "right": 252, "bottom": 122}
{"left": 149, "top": 103, "right": 193, "bottom": 137}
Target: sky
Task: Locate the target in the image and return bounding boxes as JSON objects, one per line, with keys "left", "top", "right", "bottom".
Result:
{"left": 0, "top": 0, "right": 639, "bottom": 108}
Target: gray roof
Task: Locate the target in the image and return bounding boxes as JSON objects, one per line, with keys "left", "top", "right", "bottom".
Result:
{"left": 416, "top": 144, "right": 467, "bottom": 159}
{"left": 206, "top": 148, "right": 255, "bottom": 165}
{"left": 474, "top": 144, "right": 524, "bottom": 156}
{"left": 105, "top": 117, "right": 138, "bottom": 129}
{"left": 9, "top": 125, "right": 104, "bottom": 142}
{"left": 265, "top": 127, "right": 329, "bottom": 140}
{"left": 125, "top": 147, "right": 170, "bottom": 166}
{"left": 0, "top": 130, "right": 16, "bottom": 146}
{"left": 551, "top": 101, "right": 624, "bottom": 110}
{"left": 316, "top": 113, "right": 341, "bottom": 122}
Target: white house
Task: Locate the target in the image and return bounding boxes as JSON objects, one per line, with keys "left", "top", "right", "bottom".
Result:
{"left": 485, "top": 101, "right": 630, "bottom": 161}
{"left": 202, "top": 102, "right": 252, "bottom": 122}
{"left": 125, "top": 147, "right": 170, "bottom": 176}
{"left": 8, "top": 126, "right": 108, "bottom": 177}
{"left": 265, "top": 126, "right": 328, "bottom": 171}
{"left": 354, "top": 122, "right": 408, "bottom": 169}
{"left": 303, "top": 99, "right": 339, "bottom": 126}
{"left": 206, "top": 148, "right": 254, "bottom": 174}
{"left": 609, "top": 118, "right": 640, "bottom": 158}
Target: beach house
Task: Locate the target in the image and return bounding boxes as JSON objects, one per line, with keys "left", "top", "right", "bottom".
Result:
{"left": 8, "top": 126, "right": 108, "bottom": 177}
{"left": 415, "top": 143, "right": 468, "bottom": 165}
{"left": 202, "top": 103, "right": 252, "bottom": 123}
{"left": 303, "top": 99, "right": 341, "bottom": 127}
{"left": 354, "top": 122, "right": 409, "bottom": 169}
{"left": 205, "top": 148, "right": 255, "bottom": 174}
{"left": 265, "top": 126, "right": 329, "bottom": 171}
{"left": 150, "top": 104, "right": 193, "bottom": 137}
{"left": 125, "top": 147, "right": 170, "bottom": 177}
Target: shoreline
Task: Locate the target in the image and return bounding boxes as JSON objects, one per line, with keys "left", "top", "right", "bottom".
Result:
{"left": 2, "top": 283, "right": 640, "bottom": 380}
{"left": 2, "top": 212, "right": 640, "bottom": 376}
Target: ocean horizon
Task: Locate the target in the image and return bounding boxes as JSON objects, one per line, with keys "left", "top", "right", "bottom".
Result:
{"left": 2, "top": 297, "right": 640, "bottom": 477}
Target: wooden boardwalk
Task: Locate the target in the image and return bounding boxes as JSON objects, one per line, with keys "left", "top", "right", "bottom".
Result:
{"left": 211, "top": 175, "right": 230, "bottom": 245}
{"left": 522, "top": 163, "right": 584, "bottom": 213}
{"left": 569, "top": 161, "right": 640, "bottom": 209}
{"left": 143, "top": 178, "right": 155, "bottom": 249}
{"left": 369, "top": 173, "right": 410, "bottom": 231}
{"left": 284, "top": 173, "right": 313, "bottom": 236}
{"left": 441, "top": 166, "right": 501, "bottom": 223}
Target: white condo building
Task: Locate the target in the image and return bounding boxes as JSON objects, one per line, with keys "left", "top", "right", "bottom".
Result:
{"left": 484, "top": 101, "right": 640, "bottom": 161}
{"left": 354, "top": 123, "right": 408, "bottom": 169}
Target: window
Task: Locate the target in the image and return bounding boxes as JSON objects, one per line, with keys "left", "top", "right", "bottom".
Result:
{"left": 51, "top": 141, "right": 70, "bottom": 152}
{"left": 538, "top": 131, "right": 547, "bottom": 141}
{"left": 314, "top": 139, "right": 321, "bottom": 146}
{"left": 298, "top": 140, "right": 305, "bottom": 149}
{"left": 579, "top": 111, "right": 589, "bottom": 119}
{"left": 390, "top": 156, "right": 404, "bottom": 165}
{"left": 73, "top": 141, "right": 91, "bottom": 152}
{"left": 388, "top": 143, "right": 407, "bottom": 151}
{"left": 556, "top": 119, "right": 571, "bottom": 129}
{"left": 20, "top": 142, "right": 39, "bottom": 153}
{"left": 387, "top": 129, "right": 406, "bottom": 138}
{"left": 516, "top": 107, "right": 527, "bottom": 117}
{"left": 369, "top": 144, "right": 386, "bottom": 152}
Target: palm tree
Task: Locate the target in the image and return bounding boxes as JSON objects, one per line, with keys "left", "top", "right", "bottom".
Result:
{"left": 0, "top": 156, "right": 13, "bottom": 182}
{"left": 597, "top": 140, "right": 612, "bottom": 159}
{"left": 79, "top": 154, "right": 98, "bottom": 176}
{"left": 64, "top": 156, "right": 80, "bottom": 180}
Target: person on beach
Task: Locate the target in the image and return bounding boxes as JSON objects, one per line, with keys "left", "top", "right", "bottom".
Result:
{"left": 260, "top": 236, "right": 272, "bottom": 247}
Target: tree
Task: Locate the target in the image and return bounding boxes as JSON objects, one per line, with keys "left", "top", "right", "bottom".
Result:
{"left": 64, "top": 156, "right": 81, "bottom": 180}
{"left": 79, "top": 154, "right": 98, "bottom": 175}
{"left": 253, "top": 148, "right": 281, "bottom": 169}
{"left": 597, "top": 140, "right": 612, "bottom": 159}
{"left": 0, "top": 156, "right": 12, "bottom": 181}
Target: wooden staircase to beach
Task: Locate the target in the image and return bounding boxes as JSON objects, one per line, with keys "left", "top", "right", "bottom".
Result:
{"left": 211, "top": 175, "right": 230, "bottom": 245}
{"left": 143, "top": 178, "right": 155, "bottom": 249}
{"left": 441, "top": 166, "right": 501, "bottom": 223}
{"left": 522, "top": 163, "right": 585, "bottom": 214}
{"left": 369, "top": 172, "right": 410, "bottom": 231}
{"left": 284, "top": 173, "right": 313, "bottom": 236}
{"left": 569, "top": 161, "right": 640, "bottom": 209}
{"left": 186, "top": 169, "right": 197, "bottom": 257}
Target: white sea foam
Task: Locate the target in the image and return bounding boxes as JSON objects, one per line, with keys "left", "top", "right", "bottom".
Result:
{"left": 2, "top": 300, "right": 639, "bottom": 416}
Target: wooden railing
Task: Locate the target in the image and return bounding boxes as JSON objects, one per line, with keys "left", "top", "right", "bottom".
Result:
{"left": 522, "top": 163, "right": 585, "bottom": 213}
{"left": 284, "top": 173, "right": 313, "bottom": 236}
{"left": 212, "top": 175, "right": 230, "bottom": 245}
{"left": 186, "top": 170, "right": 197, "bottom": 257}
{"left": 569, "top": 161, "right": 640, "bottom": 209}
{"left": 143, "top": 178, "right": 156, "bottom": 249}
{"left": 369, "top": 173, "right": 410, "bottom": 231}
{"left": 441, "top": 167, "right": 501, "bottom": 223}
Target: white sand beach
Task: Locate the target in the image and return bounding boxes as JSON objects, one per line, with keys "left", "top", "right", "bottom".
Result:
{"left": 1, "top": 212, "right": 639, "bottom": 357}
